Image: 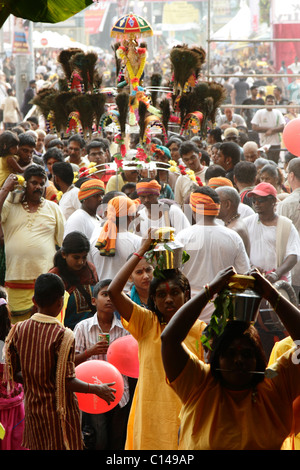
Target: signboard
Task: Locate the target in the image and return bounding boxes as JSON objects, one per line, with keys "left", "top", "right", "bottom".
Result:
{"left": 12, "top": 17, "right": 30, "bottom": 55}
{"left": 84, "top": 1, "right": 109, "bottom": 34}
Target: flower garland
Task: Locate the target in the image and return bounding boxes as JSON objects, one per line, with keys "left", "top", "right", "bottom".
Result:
{"left": 168, "top": 160, "right": 203, "bottom": 186}
{"left": 117, "top": 45, "right": 147, "bottom": 93}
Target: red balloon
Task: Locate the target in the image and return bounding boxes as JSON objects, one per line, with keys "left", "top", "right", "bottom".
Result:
{"left": 75, "top": 360, "right": 124, "bottom": 414}
{"left": 282, "top": 118, "right": 300, "bottom": 156}
{"left": 107, "top": 335, "right": 139, "bottom": 378}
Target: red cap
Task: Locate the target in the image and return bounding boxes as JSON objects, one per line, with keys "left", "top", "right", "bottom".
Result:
{"left": 248, "top": 182, "right": 277, "bottom": 198}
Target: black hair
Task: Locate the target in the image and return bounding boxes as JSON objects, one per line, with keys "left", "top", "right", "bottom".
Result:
{"left": 233, "top": 161, "right": 257, "bottom": 185}
{"left": 47, "top": 138, "right": 64, "bottom": 149}
{"left": 166, "top": 137, "right": 182, "bottom": 148}
{"left": 53, "top": 231, "right": 92, "bottom": 289}
{"left": 208, "top": 127, "right": 223, "bottom": 142}
{"left": 200, "top": 150, "right": 210, "bottom": 166}
{"left": 24, "top": 164, "right": 47, "bottom": 181}
{"left": 209, "top": 321, "right": 267, "bottom": 386}
{"left": 34, "top": 273, "right": 65, "bottom": 308}
{"left": 86, "top": 140, "right": 106, "bottom": 154}
{"left": 147, "top": 269, "right": 190, "bottom": 323}
{"left": 18, "top": 133, "right": 36, "bottom": 148}
{"left": 68, "top": 134, "right": 85, "bottom": 148}
{"left": 26, "top": 116, "right": 38, "bottom": 125}
{"left": 0, "top": 130, "right": 19, "bottom": 156}
{"left": 43, "top": 147, "right": 65, "bottom": 164}
{"left": 179, "top": 141, "right": 199, "bottom": 157}
{"left": 219, "top": 142, "right": 241, "bottom": 166}
{"left": 52, "top": 161, "right": 74, "bottom": 185}
{"left": 93, "top": 279, "right": 112, "bottom": 298}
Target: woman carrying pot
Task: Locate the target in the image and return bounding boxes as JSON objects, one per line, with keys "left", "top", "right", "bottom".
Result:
{"left": 107, "top": 229, "right": 207, "bottom": 450}
{"left": 161, "top": 265, "right": 300, "bottom": 450}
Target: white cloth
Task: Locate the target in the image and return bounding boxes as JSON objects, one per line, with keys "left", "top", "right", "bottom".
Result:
{"left": 174, "top": 168, "right": 207, "bottom": 207}
{"left": 238, "top": 202, "right": 255, "bottom": 218}
{"left": 1, "top": 96, "right": 20, "bottom": 123}
{"left": 216, "top": 113, "right": 247, "bottom": 128}
{"left": 277, "top": 188, "right": 300, "bottom": 285}
{"left": 58, "top": 186, "right": 81, "bottom": 220}
{"left": 175, "top": 224, "right": 250, "bottom": 323}
{"left": 251, "top": 109, "right": 286, "bottom": 146}
{"left": 244, "top": 213, "right": 300, "bottom": 282}
{"left": 1, "top": 199, "right": 65, "bottom": 281}
{"left": 89, "top": 229, "right": 142, "bottom": 291}
{"left": 64, "top": 208, "right": 102, "bottom": 240}
{"left": 135, "top": 203, "right": 191, "bottom": 238}
{"left": 74, "top": 312, "right": 130, "bottom": 407}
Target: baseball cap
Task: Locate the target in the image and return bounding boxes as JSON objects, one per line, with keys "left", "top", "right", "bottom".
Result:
{"left": 247, "top": 182, "right": 277, "bottom": 198}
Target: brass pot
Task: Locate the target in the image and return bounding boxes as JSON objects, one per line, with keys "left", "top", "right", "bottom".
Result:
{"left": 226, "top": 275, "right": 262, "bottom": 323}
{"left": 151, "top": 239, "right": 184, "bottom": 270}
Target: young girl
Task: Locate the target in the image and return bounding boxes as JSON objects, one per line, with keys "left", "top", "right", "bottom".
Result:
{"left": 0, "top": 131, "right": 31, "bottom": 187}
{"left": 0, "top": 287, "right": 25, "bottom": 450}
{"left": 49, "top": 231, "right": 98, "bottom": 330}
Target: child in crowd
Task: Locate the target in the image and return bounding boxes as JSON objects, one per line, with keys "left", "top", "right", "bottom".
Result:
{"left": 3, "top": 272, "right": 116, "bottom": 450}
{"left": 74, "top": 279, "right": 132, "bottom": 450}
{"left": 49, "top": 231, "right": 98, "bottom": 330}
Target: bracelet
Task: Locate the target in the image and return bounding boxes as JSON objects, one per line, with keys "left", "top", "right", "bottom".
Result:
{"left": 84, "top": 349, "right": 89, "bottom": 359}
{"left": 204, "top": 284, "right": 212, "bottom": 302}
{"left": 133, "top": 252, "right": 143, "bottom": 260}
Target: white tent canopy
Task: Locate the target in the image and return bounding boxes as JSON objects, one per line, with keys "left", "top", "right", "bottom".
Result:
{"left": 211, "top": 2, "right": 252, "bottom": 41}
{"left": 32, "top": 30, "right": 102, "bottom": 53}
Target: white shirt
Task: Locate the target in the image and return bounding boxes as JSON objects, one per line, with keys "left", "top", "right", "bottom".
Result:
{"left": 64, "top": 208, "right": 102, "bottom": 239}
{"left": 251, "top": 108, "right": 286, "bottom": 146}
{"left": 135, "top": 203, "right": 191, "bottom": 238}
{"left": 73, "top": 312, "right": 130, "bottom": 407}
{"left": 176, "top": 224, "right": 250, "bottom": 322}
{"left": 244, "top": 213, "right": 300, "bottom": 283}
{"left": 58, "top": 186, "right": 81, "bottom": 220}
{"left": 174, "top": 168, "right": 207, "bottom": 207}
{"left": 89, "top": 229, "right": 142, "bottom": 291}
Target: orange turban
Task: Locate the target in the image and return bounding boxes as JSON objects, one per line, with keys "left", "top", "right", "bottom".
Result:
{"left": 78, "top": 178, "right": 105, "bottom": 201}
{"left": 189, "top": 192, "right": 220, "bottom": 216}
{"left": 207, "top": 177, "right": 233, "bottom": 189}
{"left": 136, "top": 180, "right": 161, "bottom": 196}
{"left": 95, "top": 196, "right": 137, "bottom": 256}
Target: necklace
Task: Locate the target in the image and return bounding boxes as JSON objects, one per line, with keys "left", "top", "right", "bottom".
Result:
{"left": 225, "top": 213, "right": 240, "bottom": 227}
{"left": 22, "top": 197, "right": 45, "bottom": 229}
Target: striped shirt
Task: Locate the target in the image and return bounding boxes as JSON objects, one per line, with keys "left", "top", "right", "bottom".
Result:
{"left": 74, "top": 313, "right": 130, "bottom": 407}
{"left": 6, "top": 316, "right": 83, "bottom": 450}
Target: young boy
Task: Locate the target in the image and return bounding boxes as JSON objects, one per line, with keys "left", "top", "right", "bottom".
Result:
{"left": 74, "top": 279, "right": 131, "bottom": 450}
{"left": 4, "top": 273, "right": 116, "bottom": 450}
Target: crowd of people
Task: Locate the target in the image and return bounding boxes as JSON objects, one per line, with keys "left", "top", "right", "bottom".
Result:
{"left": 0, "top": 47, "right": 299, "bottom": 452}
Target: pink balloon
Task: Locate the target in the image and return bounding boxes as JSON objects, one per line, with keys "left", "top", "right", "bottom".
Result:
{"left": 107, "top": 335, "right": 139, "bottom": 378}
{"left": 75, "top": 360, "right": 124, "bottom": 414}
{"left": 282, "top": 118, "right": 300, "bottom": 156}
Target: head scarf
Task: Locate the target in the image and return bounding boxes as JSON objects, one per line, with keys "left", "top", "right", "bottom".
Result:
{"left": 152, "top": 144, "right": 171, "bottom": 160}
{"left": 78, "top": 178, "right": 105, "bottom": 201}
{"left": 207, "top": 177, "right": 233, "bottom": 189}
{"left": 95, "top": 196, "right": 137, "bottom": 256}
{"left": 136, "top": 180, "right": 161, "bottom": 196}
{"left": 190, "top": 192, "right": 220, "bottom": 216}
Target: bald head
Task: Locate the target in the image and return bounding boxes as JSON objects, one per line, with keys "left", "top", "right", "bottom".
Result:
{"left": 243, "top": 141, "right": 259, "bottom": 163}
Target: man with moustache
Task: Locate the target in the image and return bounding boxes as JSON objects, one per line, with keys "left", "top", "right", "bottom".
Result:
{"left": 0, "top": 165, "right": 65, "bottom": 322}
